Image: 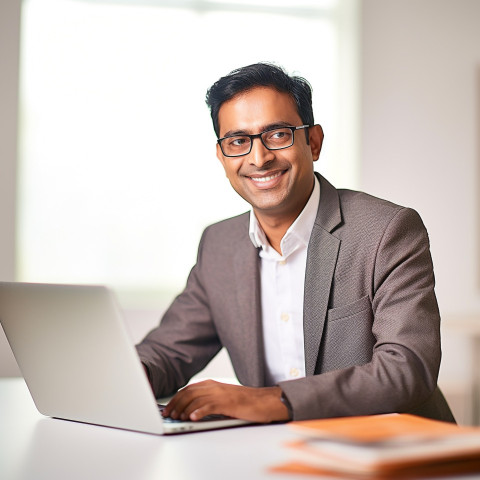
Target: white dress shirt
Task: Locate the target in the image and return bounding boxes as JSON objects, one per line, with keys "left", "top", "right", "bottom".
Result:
{"left": 248, "top": 176, "right": 320, "bottom": 385}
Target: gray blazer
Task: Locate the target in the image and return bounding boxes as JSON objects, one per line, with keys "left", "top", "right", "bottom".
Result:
{"left": 137, "top": 173, "right": 455, "bottom": 422}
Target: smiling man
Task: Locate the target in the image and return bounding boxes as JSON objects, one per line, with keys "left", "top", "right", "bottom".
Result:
{"left": 136, "top": 63, "right": 455, "bottom": 424}
{"left": 215, "top": 86, "right": 323, "bottom": 254}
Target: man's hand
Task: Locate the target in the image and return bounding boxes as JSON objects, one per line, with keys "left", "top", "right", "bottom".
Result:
{"left": 162, "top": 380, "right": 290, "bottom": 423}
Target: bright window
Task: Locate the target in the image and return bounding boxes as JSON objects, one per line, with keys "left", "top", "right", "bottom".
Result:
{"left": 18, "top": 0, "right": 359, "bottom": 307}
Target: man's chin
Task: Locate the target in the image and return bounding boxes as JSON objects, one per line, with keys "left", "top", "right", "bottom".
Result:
{"left": 248, "top": 196, "right": 289, "bottom": 216}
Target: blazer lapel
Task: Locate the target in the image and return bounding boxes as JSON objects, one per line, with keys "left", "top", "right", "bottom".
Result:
{"left": 233, "top": 224, "right": 265, "bottom": 387}
{"left": 304, "top": 174, "right": 342, "bottom": 376}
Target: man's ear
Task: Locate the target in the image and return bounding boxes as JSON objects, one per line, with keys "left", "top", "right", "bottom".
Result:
{"left": 309, "top": 124, "right": 324, "bottom": 162}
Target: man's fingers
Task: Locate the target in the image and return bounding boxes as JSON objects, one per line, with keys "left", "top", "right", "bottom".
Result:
{"left": 179, "top": 382, "right": 241, "bottom": 420}
{"left": 179, "top": 382, "right": 224, "bottom": 420}
{"left": 164, "top": 380, "right": 216, "bottom": 419}
{"left": 182, "top": 395, "right": 218, "bottom": 420}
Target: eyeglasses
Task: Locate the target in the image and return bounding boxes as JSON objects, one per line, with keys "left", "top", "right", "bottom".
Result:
{"left": 217, "top": 125, "right": 311, "bottom": 158}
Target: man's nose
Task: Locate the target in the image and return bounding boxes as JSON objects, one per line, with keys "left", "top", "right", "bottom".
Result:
{"left": 248, "top": 137, "right": 275, "bottom": 167}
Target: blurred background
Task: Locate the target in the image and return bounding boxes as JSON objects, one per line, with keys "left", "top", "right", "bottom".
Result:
{"left": 1, "top": 0, "right": 479, "bottom": 424}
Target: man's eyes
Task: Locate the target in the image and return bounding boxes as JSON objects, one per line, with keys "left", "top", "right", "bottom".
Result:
{"left": 229, "top": 137, "right": 249, "bottom": 146}
{"left": 269, "top": 130, "right": 287, "bottom": 139}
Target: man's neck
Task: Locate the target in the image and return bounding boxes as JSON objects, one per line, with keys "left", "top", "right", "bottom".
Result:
{"left": 253, "top": 213, "right": 297, "bottom": 254}
{"left": 252, "top": 176, "right": 318, "bottom": 254}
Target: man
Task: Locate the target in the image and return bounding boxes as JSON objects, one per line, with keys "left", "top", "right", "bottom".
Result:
{"left": 136, "top": 63, "right": 455, "bottom": 424}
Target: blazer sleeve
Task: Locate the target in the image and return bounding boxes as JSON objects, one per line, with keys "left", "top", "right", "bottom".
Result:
{"left": 135, "top": 230, "right": 222, "bottom": 398}
{"left": 279, "top": 207, "right": 444, "bottom": 420}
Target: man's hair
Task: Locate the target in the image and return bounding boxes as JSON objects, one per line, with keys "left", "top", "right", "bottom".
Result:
{"left": 205, "top": 62, "right": 314, "bottom": 138}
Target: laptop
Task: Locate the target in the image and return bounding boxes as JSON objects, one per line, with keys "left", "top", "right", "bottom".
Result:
{"left": 0, "top": 281, "right": 251, "bottom": 435}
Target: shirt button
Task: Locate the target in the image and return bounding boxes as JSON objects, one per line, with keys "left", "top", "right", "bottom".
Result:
{"left": 278, "top": 259, "right": 287, "bottom": 266}
{"left": 280, "top": 313, "right": 290, "bottom": 322}
{"left": 290, "top": 367, "right": 299, "bottom": 377}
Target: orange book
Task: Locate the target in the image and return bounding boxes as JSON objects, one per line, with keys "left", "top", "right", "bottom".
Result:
{"left": 271, "top": 414, "right": 480, "bottom": 478}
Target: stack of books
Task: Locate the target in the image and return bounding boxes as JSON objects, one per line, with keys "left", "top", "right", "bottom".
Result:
{"left": 271, "top": 414, "right": 480, "bottom": 478}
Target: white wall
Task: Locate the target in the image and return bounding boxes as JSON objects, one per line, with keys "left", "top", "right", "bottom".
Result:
{"left": 361, "top": 0, "right": 480, "bottom": 316}
{"left": 361, "top": 0, "right": 480, "bottom": 421}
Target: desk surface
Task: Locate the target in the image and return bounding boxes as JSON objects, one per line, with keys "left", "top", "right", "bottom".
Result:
{"left": 0, "top": 378, "right": 305, "bottom": 480}
{"left": 3, "top": 378, "right": 480, "bottom": 480}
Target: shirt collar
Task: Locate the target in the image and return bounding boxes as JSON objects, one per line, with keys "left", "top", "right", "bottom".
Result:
{"left": 248, "top": 175, "right": 320, "bottom": 257}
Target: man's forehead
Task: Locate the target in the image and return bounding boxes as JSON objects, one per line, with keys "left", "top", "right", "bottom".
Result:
{"left": 217, "top": 86, "right": 300, "bottom": 135}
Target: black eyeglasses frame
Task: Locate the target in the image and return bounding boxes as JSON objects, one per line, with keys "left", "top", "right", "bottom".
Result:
{"left": 217, "top": 124, "right": 311, "bottom": 158}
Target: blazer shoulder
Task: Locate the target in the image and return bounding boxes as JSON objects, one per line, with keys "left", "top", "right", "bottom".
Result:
{"left": 316, "top": 174, "right": 422, "bottom": 235}
{"left": 338, "top": 188, "right": 403, "bottom": 213}
{"left": 336, "top": 188, "right": 423, "bottom": 228}
{"left": 200, "top": 211, "right": 251, "bottom": 252}
{"left": 204, "top": 211, "right": 250, "bottom": 235}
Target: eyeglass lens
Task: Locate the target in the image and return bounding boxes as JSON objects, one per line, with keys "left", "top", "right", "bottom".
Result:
{"left": 221, "top": 127, "right": 294, "bottom": 157}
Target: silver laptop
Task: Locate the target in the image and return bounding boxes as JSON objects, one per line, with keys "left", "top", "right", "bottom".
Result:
{"left": 0, "top": 282, "right": 251, "bottom": 435}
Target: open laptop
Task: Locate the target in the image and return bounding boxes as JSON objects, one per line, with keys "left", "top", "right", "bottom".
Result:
{"left": 0, "top": 281, "right": 251, "bottom": 435}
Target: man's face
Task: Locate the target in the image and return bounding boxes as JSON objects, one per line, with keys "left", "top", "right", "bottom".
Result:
{"left": 216, "top": 87, "right": 323, "bottom": 222}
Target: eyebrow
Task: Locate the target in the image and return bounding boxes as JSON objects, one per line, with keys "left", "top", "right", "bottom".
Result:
{"left": 222, "top": 121, "right": 293, "bottom": 138}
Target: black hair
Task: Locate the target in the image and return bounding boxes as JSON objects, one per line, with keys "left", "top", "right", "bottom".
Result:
{"left": 205, "top": 62, "right": 314, "bottom": 138}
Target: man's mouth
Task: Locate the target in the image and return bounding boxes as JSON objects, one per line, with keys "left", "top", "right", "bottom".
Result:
{"left": 248, "top": 170, "right": 285, "bottom": 184}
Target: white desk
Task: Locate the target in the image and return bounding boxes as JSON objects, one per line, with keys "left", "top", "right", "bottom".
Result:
{"left": 4, "top": 378, "right": 480, "bottom": 480}
{"left": 0, "top": 378, "right": 304, "bottom": 480}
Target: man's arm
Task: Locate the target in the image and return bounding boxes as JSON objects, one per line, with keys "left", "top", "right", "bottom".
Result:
{"left": 136, "top": 231, "right": 223, "bottom": 398}
{"left": 279, "top": 207, "right": 443, "bottom": 420}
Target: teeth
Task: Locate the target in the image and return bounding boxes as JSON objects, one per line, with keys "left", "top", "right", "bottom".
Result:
{"left": 250, "top": 171, "right": 282, "bottom": 183}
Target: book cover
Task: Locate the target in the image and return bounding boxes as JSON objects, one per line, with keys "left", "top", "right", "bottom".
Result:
{"left": 271, "top": 414, "right": 480, "bottom": 478}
